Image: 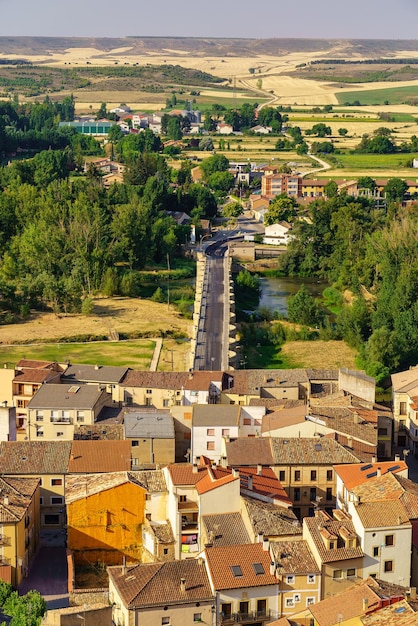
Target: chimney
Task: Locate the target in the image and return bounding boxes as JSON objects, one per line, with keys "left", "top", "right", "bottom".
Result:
{"left": 362, "top": 598, "right": 369, "bottom": 612}
{"left": 232, "top": 468, "right": 239, "bottom": 478}
{"left": 247, "top": 475, "right": 253, "bottom": 490}
{"left": 220, "top": 456, "right": 227, "bottom": 468}
{"left": 3, "top": 496, "right": 9, "bottom": 506}
{"left": 211, "top": 461, "right": 217, "bottom": 470}
{"left": 122, "top": 555, "right": 127, "bottom": 576}
{"left": 353, "top": 412, "right": 360, "bottom": 424}
{"left": 94, "top": 364, "right": 100, "bottom": 370}
{"left": 395, "top": 454, "right": 400, "bottom": 462}
{"left": 377, "top": 467, "right": 381, "bottom": 477}
{"left": 180, "top": 578, "right": 186, "bottom": 593}
{"left": 258, "top": 532, "right": 264, "bottom": 544}
{"left": 262, "top": 537, "right": 269, "bottom": 551}
{"left": 270, "top": 562, "right": 275, "bottom": 576}
{"left": 371, "top": 456, "right": 376, "bottom": 463}
{"left": 257, "top": 464, "right": 262, "bottom": 476}
{"left": 192, "top": 463, "right": 198, "bottom": 474}
{"left": 410, "top": 587, "right": 417, "bottom": 600}
{"left": 1, "top": 401, "right": 7, "bottom": 408}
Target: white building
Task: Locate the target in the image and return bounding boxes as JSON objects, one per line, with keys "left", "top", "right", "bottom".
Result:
{"left": 264, "top": 222, "right": 292, "bottom": 245}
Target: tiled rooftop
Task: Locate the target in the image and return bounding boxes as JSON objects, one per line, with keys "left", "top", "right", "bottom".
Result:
{"left": 68, "top": 440, "right": 131, "bottom": 473}
{"left": 243, "top": 497, "right": 301, "bottom": 537}
{"left": 120, "top": 371, "right": 190, "bottom": 389}
{"left": 361, "top": 600, "right": 416, "bottom": 625}
{"left": 271, "top": 437, "right": 360, "bottom": 465}
{"left": 205, "top": 543, "right": 277, "bottom": 590}
{"left": 13, "top": 368, "right": 60, "bottom": 384}
{"left": 192, "top": 404, "right": 241, "bottom": 427}
{"left": 309, "top": 581, "right": 381, "bottom": 626}
{"left": 353, "top": 500, "right": 411, "bottom": 529}
{"left": 202, "top": 513, "right": 251, "bottom": 547}
{"left": 225, "top": 438, "right": 275, "bottom": 466}
{"left": 65, "top": 472, "right": 144, "bottom": 504}
{"left": 270, "top": 540, "right": 319, "bottom": 575}
{"left": 0, "top": 476, "right": 39, "bottom": 523}
{"left": 304, "top": 511, "right": 364, "bottom": 563}
{"left": 334, "top": 461, "right": 408, "bottom": 491}
{"left": 108, "top": 559, "right": 213, "bottom": 608}
{"left": 0, "top": 441, "right": 72, "bottom": 474}
{"left": 148, "top": 520, "right": 174, "bottom": 544}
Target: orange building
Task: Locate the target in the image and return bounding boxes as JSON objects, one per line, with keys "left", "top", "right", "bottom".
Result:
{"left": 66, "top": 472, "right": 146, "bottom": 566}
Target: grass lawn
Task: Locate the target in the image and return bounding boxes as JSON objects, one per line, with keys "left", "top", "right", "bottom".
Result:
{"left": 246, "top": 339, "right": 356, "bottom": 370}
{"left": 0, "top": 339, "right": 156, "bottom": 369}
{"left": 327, "top": 152, "right": 413, "bottom": 170}
{"left": 336, "top": 85, "right": 418, "bottom": 106}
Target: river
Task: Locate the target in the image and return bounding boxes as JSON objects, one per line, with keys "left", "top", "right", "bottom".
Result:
{"left": 258, "top": 276, "right": 328, "bottom": 316}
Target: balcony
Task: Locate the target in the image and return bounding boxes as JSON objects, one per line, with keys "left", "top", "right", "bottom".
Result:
{"left": 50, "top": 416, "right": 72, "bottom": 424}
{"left": 221, "top": 610, "right": 273, "bottom": 625}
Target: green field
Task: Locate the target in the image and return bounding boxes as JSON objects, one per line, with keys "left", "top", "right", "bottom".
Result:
{"left": 327, "top": 152, "right": 414, "bottom": 170}
{"left": 336, "top": 85, "right": 418, "bottom": 106}
{"left": 0, "top": 339, "right": 156, "bottom": 369}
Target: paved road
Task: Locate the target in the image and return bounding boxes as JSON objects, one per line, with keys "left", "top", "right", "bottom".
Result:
{"left": 19, "top": 547, "right": 68, "bottom": 606}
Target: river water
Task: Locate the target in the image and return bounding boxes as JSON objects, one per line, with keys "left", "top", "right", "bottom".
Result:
{"left": 258, "top": 276, "right": 328, "bottom": 316}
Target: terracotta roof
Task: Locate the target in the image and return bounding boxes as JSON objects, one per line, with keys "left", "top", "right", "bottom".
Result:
{"left": 68, "top": 440, "right": 131, "bottom": 473}
{"left": 196, "top": 468, "right": 238, "bottom": 495}
{"left": 0, "top": 476, "right": 39, "bottom": 523}
{"left": 108, "top": 559, "right": 213, "bottom": 608}
{"left": 304, "top": 512, "right": 364, "bottom": 563}
{"left": 129, "top": 470, "right": 167, "bottom": 493}
{"left": 225, "top": 438, "right": 274, "bottom": 466}
{"left": 234, "top": 466, "right": 291, "bottom": 506}
{"left": 120, "top": 371, "right": 190, "bottom": 389}
{"left": 62, "top": 364, "right": 129, "bottom": 384}
{"left": 183, "top": 371, "right": 224, "bottom": 391}
{"left": 148, "top": 520, "right": 174, "bottom": 544}
{"left": 168, "top": 463, "right": 208, "bottom": 486}
{"left": 391, "top": 367, "right": 418, "bottom": 393}
{"left": 202, "top": 513, "right": 251, "bottom": 547}
{"left": 307, "top": 408, "right": 378, "bottom": 445}
{"left": 334, "top": 461, "right": 408, "bottom": 491}
{"left": 271, "top": 540, "right": 319, "bottom": 575}
{"left": 270, "top": 437, "right": 360, "bottom": 465}
{"left": 205, "top": 543, "right": 277, "bottom": 590}
{"left": 309, "top": 581, "right": 381, "bottom": 626}
{"left": 15, "top": 359, "right": 57, "bottom": 370}
{"left": 13, "top": 368, "right": 60, "bottom": 384}
{"left": 261, "top": 405, "right": 307, "bottom": 433}
{"left": 361, "top": 600, "right": 417, "bottom": 625}
{"left": 0, "top": 441, "right": 72, "bottom": 474}
{"left": 243, "top": 497, "right": 301, "bottom": 538}
{"left": 65, "top": 472, "right": 145, "bottom": 504}
{"left": 353, "top": 500, "right": 411, "bottom": 529}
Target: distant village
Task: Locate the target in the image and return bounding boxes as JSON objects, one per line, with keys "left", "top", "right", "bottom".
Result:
{"left": 1, "top": 359, "right": 418, "bottom": 625}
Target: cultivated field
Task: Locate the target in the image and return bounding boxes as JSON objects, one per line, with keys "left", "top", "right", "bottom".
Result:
{"left": 281, "top": 340, "right": 356, "bottom": 370}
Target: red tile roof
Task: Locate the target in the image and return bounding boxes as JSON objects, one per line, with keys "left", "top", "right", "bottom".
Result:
{"left": 68, "top": 440, "right": 131, "bottom": 473}
{"left": 205, "top": 543, "right": 277, "bottom": 590}
{"left": 334, "top": 461, "right": 408, "bottom": 491}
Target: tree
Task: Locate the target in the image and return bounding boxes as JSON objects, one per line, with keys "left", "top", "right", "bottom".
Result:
{"left": 338, "top": 128, "right": 348, "bottom": 136}
{"left": 107, "top": 124, "right": 124, "bottom": 143}
{"left": 385, "top": 178, "right": 407, "bottom": 203}
{"left": 311, "top": 141, "right": 334, "bottom": 154}
{"left": 208, "top": 171, "right": 234, "bottom": 193}
{"left": 287, "top": 285, "right": 322, "bottom": 326}
{"left": 200, "top": 154, "right": 229, "bottom": 180}
{"left": 311, "top": 123, "right": 332, "bottom": 137}
{"left": 199, "top": 137, "right": 214, "bottom": 151}
{"left": 203, "top": 114, "right": 216, "bottom": 132}
{"left": 264, "top": 195, "right": 298, "bottom": 225}
{"left": 223, "top": 202, "right": 243, "bottom": 218}
{"left": 324, "top": 181, "right": 338, "bottom": 198}
{"left": 167, "top": 117, "right": 182, "bottom": 140}
{"left": 96, "top": 102, "right": 107, "bottom": 119}
{"left": 357, "top": 176, "right": 377, "bottom": 192}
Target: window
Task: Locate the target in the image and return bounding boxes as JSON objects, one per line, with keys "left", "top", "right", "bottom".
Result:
{"left": 207, "top": 441, "right": 215, "bottom": 450}
{"left": 163, "top": 548, "right": 168, "bottom": 555}
{"left": 163, "top": 399, "right": 169, "bottom": 407}
{"left": 36, "top": 411, "right": 44, "bottom": 422}
{"left": 329, "top": 542, "right": 335, "bottom": 549}
{"left": 294, "top": 470, "right": 301, "bottom": 482}
{"left": 373, "top": 546, "right": 380, "bottom": 557}
{"left": 294, "top": 594, "right": 301, "bottom": 603}
{"left": 243, "top": 418, "right": 251, "bottom": 426}
{"left": 51, "top": 479, "right": 62, "bottom": 486}
{"left": 193, "top": 614, "right": 202, "bottom": 622}
{"left": 222, "top": 429, "right": 230, "bottom": 437}
{"left": 310, "top": 470, "right": 317, "bottom": 481}
{"left": 400, "top": 402, "right": 407, "bottom": 415}
{"left": 146, "top": 389, "right": 152, "bottom": 395}
{"left": 132, "top": 440, "right": 139, "bottom": 447}
{"left": 206, "top": 428, "right": 215, "bottom": 436}
{"left": 384, "top": 560, "right": 393, "bottom": 572}
{"left": 378, "top": 427, "right": 388, "bottom": 436}
{"left": 294, "top": 487, "right": 300, "bottom": 501}
{"left": 56, "top": 432, "right": 64, "bottom": 437}
{"left": 326, "top": 487, "right": 333, "bottom": 501}
{"left": 347, "top": 568, "right": 356, "bottom": 577}
{"left": 179, "top": 495, "right": 187, "bottom": 503}
{"left": 385, "top": 534, "right": 394, "bottom": 546}
{"left": 239, "top": 602, "right": 249, "bottom": 615}
{"left": 307, "top": 574, "right": 316, "bottom": 584}
{"left": 307, "top": 597, "right": 315, "bottom": 607}
{"left": 279, "top": 470, "right": 286, "bottom": 482}
{"left": 39, "top": 497, "right": 43, "bottom": 505}
{"left": 231, "top": 565, "right": 243, "bottom": 577}
{"left": 161, "top": 618, "right": 170, "bottom": 626}
{"left": 36, "top": 429, "right": 44, "bottom": 438}
{"left": 76, "top": 411, "right": 84, "bottom": 423}
{"left": 285, "top": 598, "right": 295, "bottom": 608}
{"left": 51, "top": 496, "right": 63, "bottom": 505}
{"left": 257, "top": 600, "right": 267, "bottom": 615}
{"left": 286, "top": 575, "right": 295, "bottom": 584}
{"left": 44, "top": 514, "right": 60, "bottom": 525}
{"left": 51, "top": 410, "right": 59, "bottom": 419}
{"left": 310, "top": 488, "right": 317, "bottom": 502}
{"left": 327, "top": 469, "right": 333, "bottom": 481}
{"left": 333, "top": 569, "right": 343, "bottom": 579}
{"left": 221, "top": 604, "right": 232, "bottom": 617}
{"left": 253, "top": 563, "right": 265, "bottom": 575}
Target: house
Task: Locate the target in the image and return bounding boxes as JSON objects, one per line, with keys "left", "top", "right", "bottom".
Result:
{"left": 123, "top": 409, "right": 175, "bottom": 466}
{"left": 0, "top": 402, "right": 16, "bottom": 442}
{"left": 108, "top": 559, "right": 214, "bottom": 626}
{"left": 12, "top": 359, "right": 62, "bottom": 439}
{"left": 270, "top": 540, "right": 321, "bottom": 615}
{"left": 261, "top": 174, "right": 301, "bottom": 199}
{"left": 263, "top": 222, "right": 292, "bottom": 246}
{"left": 201, "top": 512, "right": 251, "bottom": 548}
{"left": 118, "top": 371, "right": 190, "bottom": 408}
{"left": 303, "top": 509, "right": 364, "bottom": 599}
{"left": 68, "top": 440, "right": 132, "bottom": 474}
{"left": 66, "top": 471, "right": 147, "bottom": 566}
{"left": 241, "top": 498, "right": 302, "bottom": 542}
{"left": 109, "top": 105, "right": 131, "bottom": 114}
{"left": 0, "top": 475, "right": 40, "bottom": 586}
{"left": 0, "top": 441, "right": 72, "bottom": 530}
{"left": 391, "top": 366, "right": 418, "bottom": 449}
{"left": 225, "top": 437, "right": 360, "bottom": 519}
{"left": 251, "top": 125, "right": 272, "bottom": 134}
{"left": 183, "top": 371, "right": 224, "bottom": 406}
{"left": 217, "top": 123, "right": 234, "bottom": 134}
{"left": 204, "top": 542, "right": 280, "bottom": 625}
{"left": 27, "top": 383, "right": 111, "bottom": 441}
